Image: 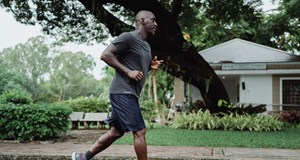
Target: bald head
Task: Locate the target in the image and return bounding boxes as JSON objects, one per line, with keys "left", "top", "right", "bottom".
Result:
{"left": 134, "top": 10, "right": 157, "bottom": 38}
{"left": 135, "top": 10, "right": 155, "bottom": 28}
{"left": 136, "top": 10, "right": 154, "bottom": 20}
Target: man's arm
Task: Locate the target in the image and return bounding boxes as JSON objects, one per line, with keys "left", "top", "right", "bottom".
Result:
{"left": 100, "top": 44, "right": 144, "bottom": 81}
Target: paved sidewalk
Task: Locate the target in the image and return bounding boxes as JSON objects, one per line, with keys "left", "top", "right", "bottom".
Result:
{"left": 1, "top": 141, "right": 300, "bottom": 160}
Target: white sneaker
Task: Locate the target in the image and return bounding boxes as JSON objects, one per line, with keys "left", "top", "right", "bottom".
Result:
{"left": 72, "top": 152, "right": 87, "bottom": 160}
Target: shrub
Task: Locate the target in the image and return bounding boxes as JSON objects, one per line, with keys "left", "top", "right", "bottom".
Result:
{"left": 219, "top": 113, "right": 283, "bottom": 131}
{"left": 171, "top": 110, "right": 219, "bottom": 130}
{"left": 62, "top": 96, "right": 110, "bottom": 112}
{"left": 171, "top": 110, "right": 284, "bottom": 131}
{"left": 280, "top": 110, "right": 300, "bottom": 124}
{"left": 0, "top": 90, "right": 32, "bottom": 105}
{"left": 0, "top": 103, "right": 72, "bottom": 140}
{"left": 141, "top": 100, "right": 164, "bottom": 129}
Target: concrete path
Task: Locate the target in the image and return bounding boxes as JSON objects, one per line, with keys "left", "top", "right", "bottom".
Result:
{"left": 0, "top": 141, "right": 300, "bottom": 160}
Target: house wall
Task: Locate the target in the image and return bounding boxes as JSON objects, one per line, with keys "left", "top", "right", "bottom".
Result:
{"left": 174, "top": 78, "right": 203, "bottom": 105}
{"left": 221, "top": 76, "right": 239, "bottom": 104}
{"left": 189, "top": 85, "right": 203, "bottom": 102}
{"left": 239, "top": 75, "right": 273, "bottom": 111}
{"left": 174, "top": 77, "right": 186, "bottom": 104}
{"left": 174, "top": 73, "right": 300, "bottom": 112}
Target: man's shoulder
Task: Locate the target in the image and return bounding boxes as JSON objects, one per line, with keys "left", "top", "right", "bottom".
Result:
{"left": 112, "top": 31, "right": 135, "bottom": 44}
{"left": 116, "top": 31, "right": 136, "bottom": 41}
{"left": 119, "top": 31, "right": 136, "bottom": 37}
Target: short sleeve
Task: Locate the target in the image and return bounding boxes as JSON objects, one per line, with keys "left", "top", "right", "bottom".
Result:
{"left": 112, "top": 32, "right": 133, "bottom": 54}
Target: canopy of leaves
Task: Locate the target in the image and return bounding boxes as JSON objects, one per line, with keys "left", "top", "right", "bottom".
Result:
{"left": 48, "top": 51, "right": 97, "bottom": 100}
{"left": 267, "top": 0, "right": 300, "bottom": 53}
{"left": 0, "top": 36, "right": 102, "bottom": 102}
{"left": 0, "top": 0, "right": 108, "bottom": 44}
{"left": 0, "top": 59, "right": 30, "bottom": 94}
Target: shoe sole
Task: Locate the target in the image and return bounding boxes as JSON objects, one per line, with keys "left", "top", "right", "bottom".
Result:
{"left": 71, "top": 152, "right": 76, "bottom": 160}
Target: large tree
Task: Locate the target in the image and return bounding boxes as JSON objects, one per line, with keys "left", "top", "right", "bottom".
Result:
{"left": 1, "top": 0, "right": 271, "bottom": 111}
{"left": 266, "top": 0, "right": 300, "bottom": 54}
{"left": 49, "top": 51, "right": 97, "bottom": 101}
{"left": 0, "top": 59, "right": 30, "bottom": 94}
{"left": 0, "top": 36, "right": 51, "bottom": 100}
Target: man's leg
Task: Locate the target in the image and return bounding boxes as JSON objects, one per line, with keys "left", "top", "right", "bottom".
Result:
{"left": 89, "top": 126, "right": 124, "bottom": 155}
{"left": 133, "top": 128, "right": 147, "bottom": 160}
{"left": 72, "top": 127, "right": 123, "bottom": 160}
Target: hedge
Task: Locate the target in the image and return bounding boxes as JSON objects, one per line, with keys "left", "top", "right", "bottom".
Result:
{"left": 0, "top": 103, "right": 72, "bottom": 140}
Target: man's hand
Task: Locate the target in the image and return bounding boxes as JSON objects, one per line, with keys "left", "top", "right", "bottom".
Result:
{"left": 151, "top": 56, "right": 163, "bottom": 70}
{"left": 127, "top": 70, "right": 144, "bottom": 81}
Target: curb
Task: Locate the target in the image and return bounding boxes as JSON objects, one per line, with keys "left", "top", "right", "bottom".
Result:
{"left": 0, "top": 154, "right": 228, "bottom": 160}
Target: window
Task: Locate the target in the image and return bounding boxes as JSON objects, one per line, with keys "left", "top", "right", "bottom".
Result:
{"left": 282, "top": 79, "right": 300, "bottom": 110}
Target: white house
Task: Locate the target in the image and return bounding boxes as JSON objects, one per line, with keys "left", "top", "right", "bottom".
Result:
{"left": 174, "top": 38, "right": 300, "bottom": 112}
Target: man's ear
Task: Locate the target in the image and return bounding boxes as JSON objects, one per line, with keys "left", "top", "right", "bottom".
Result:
{"left": 141, "top": 18, "right": 145, "bottom": 24}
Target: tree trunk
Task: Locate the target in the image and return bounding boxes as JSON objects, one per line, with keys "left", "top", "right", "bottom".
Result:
{"left": 79, "top": 0, "right": 230, "bottom": 112}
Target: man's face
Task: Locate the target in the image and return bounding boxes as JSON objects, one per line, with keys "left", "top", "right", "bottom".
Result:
{"left": 143, "top": 14, "right": 158, "bottom": 35}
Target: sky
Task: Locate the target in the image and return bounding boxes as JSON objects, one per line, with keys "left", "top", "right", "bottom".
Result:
{"left": 0, "top": 0, "right": 278, "bottom": 79}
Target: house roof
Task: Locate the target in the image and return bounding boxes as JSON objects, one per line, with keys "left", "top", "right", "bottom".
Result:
{"left": 200, "top": 38, "right": 300, "bottom": 63}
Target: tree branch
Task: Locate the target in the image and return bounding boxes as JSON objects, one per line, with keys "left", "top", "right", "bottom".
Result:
{"left": 79, "top": 0, "right": 185, "bottom": 53}
{"left": 78, "top": 0, "right": 230, "bottom": 109}
{"left": 171, "top": 0, "right": 183, "bottom": 20}
{"left": 79, "top": 0, "right": 133, "bottom": 36}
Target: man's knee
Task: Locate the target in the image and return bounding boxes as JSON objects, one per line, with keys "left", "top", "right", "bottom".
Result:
{"left": 104, "top": 127, "right": 124, "bottom": 140}
{"left": 133, "top": 128, "right": 146, "bottom": 139}
{"left": 111, "top": 127, "right": 124, "bottom": 138}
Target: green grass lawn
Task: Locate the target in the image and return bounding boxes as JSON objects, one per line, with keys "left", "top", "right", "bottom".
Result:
{"left": 114, "top": 126, "right": 300, "bottom": 149}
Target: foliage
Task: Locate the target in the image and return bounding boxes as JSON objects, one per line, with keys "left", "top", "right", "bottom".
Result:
{"left": 190, "top": 99, "right": 267, "bottom": 115}
{"left": 183, "top": 0, "right": 266, "bottom": 50}
{"left": 0, "top": 90, "right": 32, "bottom": 105}
{"left": 216, "top": 99, "right": 267, "bottom": 115}
{"left": 266, "top": 0, "right": 300, "bottom": 54}
{"left": 0, "top": 58, "right": 31, "bottom": 95}
{"left": 142, "top": 69, "right": 174, "bottom": 107}
{"left": 2, "top": 0, "right": 300, "bottom": 111}
{"left": 0, "top": 103, "right": 72, "bottom": 140}
{"left": 62, "top": 96, "right": 110, "bottom": 113}
{"left": 49, "top": 51, "right": 97, "bottom": 101}
{"left": 279, "top": 110, "right": 300, "bottom": 124}
{"left": 97, "top": 66, "right": 115, "bottom": 99}
{"left": 171, "top": 110, "right": 283, "bottom": 131}
{"left": 115, "top": 126, "right": 300, "bottom": 149}
{"left": 172, "top": 110, "right": 218, "bottom": 130}
{"left": 0, "top": 36, "right": 51, "bottom": 101}
{"left": 139, "top": 69, "right": 173, "bottom": 127}
{"left": 0, "top": 0, "right": 107, "bottom": 44}
{"left": 220, "top": 113, "right": 283, "bottom": 131}
{"left": 1, "top": 36, "right": 103, "bottom": 102}
{"left": 0, "top": 0, "right": 267, "bottom": 48}
{"left": 141, "top": 100, "right": 164, "bottom": 129}
{"left": 0, "top": 0, "right": 233, "bottom": 110}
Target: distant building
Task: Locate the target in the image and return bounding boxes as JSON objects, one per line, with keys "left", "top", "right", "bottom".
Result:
{"left": 174, "top": 38, "right": 300, "bottom": 112}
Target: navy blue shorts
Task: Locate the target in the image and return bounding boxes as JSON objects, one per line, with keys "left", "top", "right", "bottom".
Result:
{"left": 105, "top": 94, "right": 146, "bottom": 134}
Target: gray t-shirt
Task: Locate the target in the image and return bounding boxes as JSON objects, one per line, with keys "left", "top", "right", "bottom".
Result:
{"left": 109, "top": 31, "right": 152, "bottom": 98}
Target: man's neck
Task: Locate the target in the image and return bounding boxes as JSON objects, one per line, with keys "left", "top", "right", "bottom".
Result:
{"left": 136, "top": 29, "right": 147, "bottom": 41}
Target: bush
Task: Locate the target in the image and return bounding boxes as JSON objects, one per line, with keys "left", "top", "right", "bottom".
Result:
{"left": 171, "top": 110, "right": 284, "bottom": 132}
{"left": 0, "top": 90, "right": 32, "bottom": 105}
{"left": 171, "top": 110, "right": 219, "bottom": 130}
{"left": 0, "top": 103, "right": 72, "bottom": 140}
{"left": 141, "top": 100, "right": 165, "bottom": 129}
{"left": 280, "top": 110, "right": 300, "bottom": 124}
{"left": 62, "top": 96, "right": 110, "bottom": 112}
